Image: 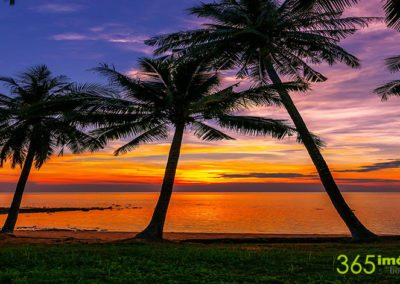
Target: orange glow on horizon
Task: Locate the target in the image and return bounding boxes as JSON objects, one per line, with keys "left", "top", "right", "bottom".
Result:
{"left": 0, "top": 140, "right": 398, "bottom": 189}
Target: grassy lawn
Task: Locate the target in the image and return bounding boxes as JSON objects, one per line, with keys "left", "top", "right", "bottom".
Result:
{"left": 0, "top": 241, "right": 399, "bottom": 283}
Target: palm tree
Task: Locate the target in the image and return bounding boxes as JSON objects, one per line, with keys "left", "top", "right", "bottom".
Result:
{"left": 145, "top": 0, "right": 378, "bottom": 241}
{"left": 94, "top": 56, "right": 308, "bottom": 240}
{"left": 0, "top": 65, "right": 104, "bottom": 234}
{"left": 375, "top": 56, "right": 400, "bottom": 100}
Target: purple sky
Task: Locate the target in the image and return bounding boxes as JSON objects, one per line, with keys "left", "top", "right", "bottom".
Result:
{"left": 0, "top": 0, "right": 399, "bottom": 192}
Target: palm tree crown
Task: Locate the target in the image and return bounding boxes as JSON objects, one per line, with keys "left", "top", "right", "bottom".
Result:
{"left": 0, "top": 65, "right": 102, "bottom": 170}
{"left": 93, "top": 57, "right": 302, "bottom": 153}
{"left": 146, "top": 0, "right": 374, "bottom": 84}
{"left": 0, "top": 65, "right": 105, "bottom": 234}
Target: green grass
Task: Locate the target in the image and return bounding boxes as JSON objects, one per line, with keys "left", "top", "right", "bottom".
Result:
{"left": 0, "top": 241, "right": 399, "bottom": 283}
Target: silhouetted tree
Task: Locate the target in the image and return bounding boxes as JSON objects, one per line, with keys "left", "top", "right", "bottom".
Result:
{"left": 94, "top": 56, "right": 309, "bottom": 239}
{"left": 145, "top": 0, "right": 377, "bottom": 241}
{"left": 0, "top": 65, "right": 104, "bottom": 234}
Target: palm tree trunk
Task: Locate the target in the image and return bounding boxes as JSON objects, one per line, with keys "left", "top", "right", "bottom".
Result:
{"left": 265, "top": 62, "right": 377, "bottom": 241}
{"left": 1, "top": 142, "right": 35, "bottom": 234}
{"left": 136, "top": 123, "right": 185, "bottom": 240}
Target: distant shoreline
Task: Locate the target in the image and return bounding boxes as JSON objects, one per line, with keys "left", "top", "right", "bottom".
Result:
{"left": 0, "top": 182, "right": 399, "bottom": 193}
{"left": 1, "top": 190, "right": 400, "bottom": 193}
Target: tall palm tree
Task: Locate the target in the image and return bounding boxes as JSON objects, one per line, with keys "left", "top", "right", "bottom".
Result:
{"left": 94, "top": 56, "right": 309, "bottom": 239}
{"left": 145, "top": 0, "right": 377, "bottom": 240}
{"left": 0, "top": 65, "right": 104, "bottom": 234}
{"left": 375, "top": 56, "right": 400, "bottom": 99}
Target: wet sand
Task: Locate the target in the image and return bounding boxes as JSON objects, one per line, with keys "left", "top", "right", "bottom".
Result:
{"left": 0, "top": 230, "right": 356, "bottom": 245}
{"left": 1, "top": 231, "right": 399, "bottom": 246}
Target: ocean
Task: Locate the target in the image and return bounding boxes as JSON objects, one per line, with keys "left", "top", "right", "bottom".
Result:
{"left": 0, "top": 192, "right": 399, "bottom": 235}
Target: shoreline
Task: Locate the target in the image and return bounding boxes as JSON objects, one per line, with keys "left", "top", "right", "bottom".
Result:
{"left": 0, "top": 230, "right": 399, "bottom": 246}
{"left": 0, "top": 207, "right": 118, "bottom": 214}
{"left": 0, "top": 230, "right": 386, "bottom": 244}
{"left": 1, "top": 231, "right": 348, "bottom": 243}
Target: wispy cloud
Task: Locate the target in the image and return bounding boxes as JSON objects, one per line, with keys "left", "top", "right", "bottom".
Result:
{"left": 51, "top": 33, "right": 88, "bottom": 41}
{"left": 126, "top": 68, "right": 154, "bottom": 80}
{"left": 337, "top": 160, "right": 400, "bottom": 173}
{"left": 336, "top": 178, "right": 400, "bottom": 183}
{"left": 50, "top": 25, "right": 152, "bottom": 55}
{"left": 219, "top": 173, "right": 399, "bottom": 184}
{"left": 33, "top": 3, "right": 84, "bottom": 13}
{"left": 51, "top": 32, "right": 146, "bottom": 44}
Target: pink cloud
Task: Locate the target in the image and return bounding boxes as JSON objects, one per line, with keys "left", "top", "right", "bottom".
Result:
{"left": 51, "top": 33, "right": 88, "bottom": 41}
{"left": 50, "top": 26, "right": 152, "bottom": 55}
{"left": 33, "top": 4, "right": 84, "bottom": 13}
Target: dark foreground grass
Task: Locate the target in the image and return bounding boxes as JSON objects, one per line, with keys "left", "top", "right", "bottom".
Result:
{"left": 0, "top": 241, "right": 399, "bottom": 283}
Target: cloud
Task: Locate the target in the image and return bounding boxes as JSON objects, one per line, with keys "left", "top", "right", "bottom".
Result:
{"left": 51, "top": 32, "right": 146, "bottom": 44}
{"left": 337, "top": 159, "right": 400, "bottom": 173}
{"left": 219, "top": 173, "right": 313, "bottom": 179}
{"left": 219, "top": 173, "right": 400, "bottom": 184}
{"left": 126, "top": 68, "right": 149, "bottom": 80}
{"left": 33, "top": 4, "right": 84, "bottom": 13}
{"left": 336, "top": 178, "right": 400, "bottom": 183}
{"left": 51, "top": 33, "right": 88, "bottom": 41}
{"left": 50, "top": 24, "right": 152, "bottom": 55}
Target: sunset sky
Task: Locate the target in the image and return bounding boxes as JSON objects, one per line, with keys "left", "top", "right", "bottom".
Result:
{"left": 0, "top": 0, "right": 399, "bottom": 192}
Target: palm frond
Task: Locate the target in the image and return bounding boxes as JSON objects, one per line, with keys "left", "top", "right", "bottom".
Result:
{"left": 218, "top": 115, "right": 295, "bottom": 139}
{"left": 31, "top": 129, "right": 53, "bottom": 169}
{"left": 385, "top": 55, "right": 400, "bottom": 73}
{"left": 239, "top": 81, "right": 310, "bottom": 106}
{"left": 0, "top": 76, "right": 20, "bottom": 90}
{"left": 191, "top": 84, "right": 240, "bottom": 115}
{"left": 287, "top": 0, "right": 358, "bottom": 13}
{"left": 374, "top": 80, "right": 400, "bottom": 100}
{"left": 0, "top": 124, "right": 29, "bottom": 168}
{"left": 192, "top": 121, "right": 235, "bottom": 141}
{"left": 173, "top": 56, "right": 220, "bottom": 98}
{"left": 384, "top": 0, "right": 400, "bottom": 30}
{"left": 92, "top": 116, "right": 163, "bottom": 144}
{"left": 94, "top": 63, "right": 167, "bottom": 105}
{"left": 137, "top": 58, "right": 173, "bottom": 93}
{"left": 114, "top": 124, "right": 168, "bottom": 156}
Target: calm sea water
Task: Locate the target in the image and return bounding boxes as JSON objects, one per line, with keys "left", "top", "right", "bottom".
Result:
{"left": 0, "top": 192, "right": 399, "bottom": 235}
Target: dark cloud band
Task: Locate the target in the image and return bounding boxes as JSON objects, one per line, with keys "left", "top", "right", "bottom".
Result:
{"left": 337, "top": 159, "right": 400, "bottom": 173}
{"left": 219, "top": 173, "right": 313, "bottom": 179}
